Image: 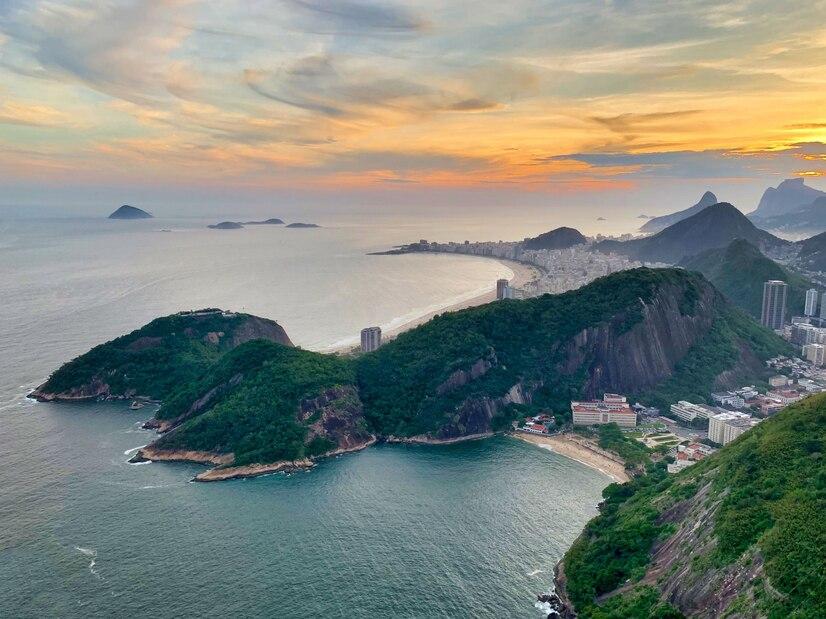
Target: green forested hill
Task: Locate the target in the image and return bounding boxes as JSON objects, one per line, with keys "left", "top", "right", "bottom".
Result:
{"left": 37, "top": 269, "right": 789, "bottom": 469}
{"left": 31, "top": 310, "right": 292, "bottom": 402}
{"left": 682, "top": 239, "right": 816, "bottom": 319}
{"left": 561, "top": 394, "right": 826, "bottom": 618}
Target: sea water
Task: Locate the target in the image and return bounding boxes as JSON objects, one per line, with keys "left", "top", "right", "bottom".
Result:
{"left": 0, "top": 215, "right": 609, "bottom": 617}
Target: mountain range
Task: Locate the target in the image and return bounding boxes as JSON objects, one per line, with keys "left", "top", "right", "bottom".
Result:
{"left": 750, "top": 178, "right": 826, "bottom": 221}
{"left": 639, "top": 191, "right": 718, "bottom": 234}
{"left": 595, "top": 202, "right": 790, "bottom": 264}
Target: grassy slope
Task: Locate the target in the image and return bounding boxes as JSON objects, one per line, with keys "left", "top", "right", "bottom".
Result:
{"left": 682, "top": 239, "right": 816, "bottom": 319}
{"left": 562, "top": 394, "right": 826, "bottom": 618}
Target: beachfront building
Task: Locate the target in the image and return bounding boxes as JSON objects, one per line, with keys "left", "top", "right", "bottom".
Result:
{"left": 496, "top": 278, "right": 512, "bottom": 300}
{"left": 571, "top": 394, "right": 637, "bottom": 427}
{"left": 669, "top": 400, "right": 718, "bottom": 422}
{"left": 708, "top": 411, "right": 760, "bottom": 445}
{"left": 360, "top": 327, "right": 382, "bottom": 352}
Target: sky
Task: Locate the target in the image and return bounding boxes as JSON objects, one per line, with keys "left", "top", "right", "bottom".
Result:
{"left": 1, "top": 0, "right": 826, "bottom": 218}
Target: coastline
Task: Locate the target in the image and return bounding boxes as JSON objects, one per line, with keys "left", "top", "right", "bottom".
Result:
{"left": 327, "top": 257, "right": 541, "bottom": 353}
{"left": 512, "top": 432, "right": 630, "bottom": 483}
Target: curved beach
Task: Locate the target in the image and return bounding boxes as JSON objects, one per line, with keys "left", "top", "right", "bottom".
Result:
{"left": 513, "top": 433, "right": 630, "bottom": 483}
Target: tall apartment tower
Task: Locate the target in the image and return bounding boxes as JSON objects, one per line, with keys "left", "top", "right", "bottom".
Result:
{"left": 805, "top": 288, "right": 819, "bottom": 316}
{"left": 360, "top": 327, "right": 382, "bottom": 352}
{"left": 820, "top": 292, "right": 826, "bottom": 320}
{"left": 761, "top": 280, "right": 788, "bottom": 330}
{"left": 496, "top": 278, "right": 511, "bottom": 300}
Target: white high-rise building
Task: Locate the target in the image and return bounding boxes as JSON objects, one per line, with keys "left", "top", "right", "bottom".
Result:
{"left": 360, "top": 327, "right": 382, "bottom": 352}
{"left": 821, "top": 292, "right": 826, "bottom": 320}
{"left": 805, "top": 289, "right": 819, "bottom": 316}
{"left": 761, "top": 280, "right": 787, "bottom": 330}
{"left": 709, "top": 411, "right": 759, "bottom": 445}
{"left": 804, "top": 343, "right": 826, "bottom": 367}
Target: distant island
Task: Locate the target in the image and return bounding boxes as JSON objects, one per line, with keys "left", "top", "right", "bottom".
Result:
{"left": 108, "top": 205, "right": 152, "bottom": 219}
{"left": 208, "top": 221, "right": 244, "bottom": 230}
{"left": 286, "top": 222, "right": 320, "bottom": 228}
{"left": 244, "top": 218, "right": 284, "bottom": 225}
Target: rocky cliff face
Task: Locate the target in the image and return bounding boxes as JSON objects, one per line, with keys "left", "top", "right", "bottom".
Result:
{"left": 300, "top": 386, "right": 374, "bottom": 453}
{"left": 562, "top": 283, "right": 716, "bottom": 397}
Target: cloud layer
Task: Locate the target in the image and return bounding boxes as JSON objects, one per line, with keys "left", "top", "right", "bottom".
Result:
{"left": 1, "top": 0, "right": 825, "bottom": 205}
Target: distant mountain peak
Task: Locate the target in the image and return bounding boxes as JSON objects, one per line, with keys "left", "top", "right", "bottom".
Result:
{"left": 750, "top": 177, "right": 826, "bottom": 220}
{"left": 639, "top": 190, "right": 718, "bottom": 233}
{"left": 522, "top": 226, "right": 587, "bottom": 250}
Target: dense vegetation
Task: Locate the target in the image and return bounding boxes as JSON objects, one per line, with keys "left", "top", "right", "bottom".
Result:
{"left": 39, "top": 311, "right": 251, "bottom": 399}
{"left": 522, "top": 226, "right": 586, "bottom": 250}
{"left": 355, "top": 268, "right": 703, "bottom": 436}
{"left": 562, "top": 394, "right": 826, "bottom": 618}
{"left": 595, "top": 423, "right": 651, "bottom": 469}
{"left": 42, "top": 269, "right": 790, "bottom": 465}
{"left": 682, "top": 238, "right": 815, "bottom": 319}
{"left": 156, "top": 341, "right": 356, "bottom": 465}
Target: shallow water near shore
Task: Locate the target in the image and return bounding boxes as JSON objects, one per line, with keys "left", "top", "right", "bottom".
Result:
{"left": 0, "top": 216, "right": 610, "bottom": 617}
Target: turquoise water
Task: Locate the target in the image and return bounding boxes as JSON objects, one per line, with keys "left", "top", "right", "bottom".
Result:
{"left": 0, "top": 217, "right": 610, "bottom": 617}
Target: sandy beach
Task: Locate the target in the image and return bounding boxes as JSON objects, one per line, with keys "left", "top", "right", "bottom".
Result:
{"left": 513, "top": 432, "right": 630, "bottom": 483}
{"left": 330, "top": 257, "right": 541, "bottom": 353}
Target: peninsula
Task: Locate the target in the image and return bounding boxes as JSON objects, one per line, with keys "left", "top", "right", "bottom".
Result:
{"left": 33, "top": 269, "right": 788, "bottom": 482}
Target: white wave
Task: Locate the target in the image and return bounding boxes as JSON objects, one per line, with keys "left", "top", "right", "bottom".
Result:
{"left": 127, "top": 459, "right": 152, "bottom": 466}
{"left": 123, "top": 444, "right": 147, "bottom": 455}
{"left": 527, "top": 569, "right": 546, "bottom": 577}
{"left": 74, "top": 546, "right": 102, "bottom": 579}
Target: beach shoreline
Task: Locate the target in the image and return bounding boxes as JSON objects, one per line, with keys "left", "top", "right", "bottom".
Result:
{"left": 512, "top": 432, "right": 630, "bottom": 483}
{"left": 327, "top": 257, "right": 541, "bottom": 353}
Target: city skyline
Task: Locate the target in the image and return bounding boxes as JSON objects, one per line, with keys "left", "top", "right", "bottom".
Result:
{"left": 1, "top": 0, "right": 826, "bottom": 215}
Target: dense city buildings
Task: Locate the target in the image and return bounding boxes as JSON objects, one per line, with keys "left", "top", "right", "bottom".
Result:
{"left": 571, "top": 394, "right": 637, "bottom": 427}
{"left": 804, "top": 343, "right": 826, "bottom": 367}
{"left": 669, "top": 400, "right": 718, "bottom": 422}
{"left": 805, "top": 288, "right": 819, "bottom": 316}
{"left": 761, "top": 280, "right": 788, "bottom": 330}
{"left": 402, "top": 238, "right": 661, "bottom": 299}
{"left": 360, "top": 326, "right": 382, "bottom": 352}
{"left": 708, "top": 411, "right": 760, "bottom": 445}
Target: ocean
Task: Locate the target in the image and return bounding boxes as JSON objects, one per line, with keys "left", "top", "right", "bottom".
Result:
{"left": 0, "top": 215, "right": 610, "bottom": 617}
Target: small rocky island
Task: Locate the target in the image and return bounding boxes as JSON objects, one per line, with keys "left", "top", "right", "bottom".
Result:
{"left": 208, "top": 221, "right": 244, "bottom": 230}
{"left": 244, "top": 218, "right": 284, "bottom": 225}
{"left": 108, "top": 205, "right": 153, "bottom": 219}
{"left": 286, "top": 222, "right": 320, "bottom": 228}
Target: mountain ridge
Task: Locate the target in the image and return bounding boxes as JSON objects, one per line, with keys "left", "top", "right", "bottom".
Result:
{"left": 595, "top": 203, "right": 789, "bottom": 264}
{"left": 640, "top": 191, "right": 718, "bottom": 234}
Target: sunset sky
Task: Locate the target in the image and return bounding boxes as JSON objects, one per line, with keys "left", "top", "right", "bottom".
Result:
{"left": 2, "top": 0, "right": 826, "bottom": 216}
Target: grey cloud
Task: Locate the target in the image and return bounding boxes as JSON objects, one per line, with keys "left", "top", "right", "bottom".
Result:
{"left": 283, "top": 0, "right": 428, "bottom": 33}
